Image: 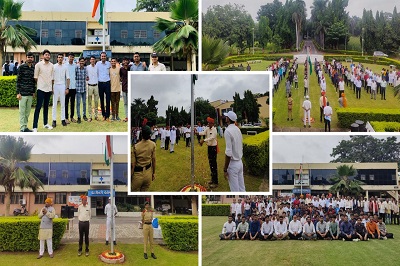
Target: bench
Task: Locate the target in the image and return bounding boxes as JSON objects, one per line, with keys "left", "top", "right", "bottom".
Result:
{"left": 345, "top": 58, "right": 352, "bottom": 63}
{"left": 247, "top": 131, "right": 257, "bottom": 135}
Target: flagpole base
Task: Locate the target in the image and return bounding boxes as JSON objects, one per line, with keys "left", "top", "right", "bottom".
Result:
{"left": 99, "top": 251, "right": 125, "bottom": 264}
{"left": 180, "top": 184, "right": 207, "bottom": 192}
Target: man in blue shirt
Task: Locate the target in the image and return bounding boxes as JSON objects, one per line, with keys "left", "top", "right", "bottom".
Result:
{"left": 339, "top": 216, "right": 358, "bottom": 241}
{"left": 130, "top": 52, "right": 147, "bottom": 71}
{"left": 96, "top": 52, "right": 111, "bottom": 121}
{"left": 249, "top": 215, "right": 261, "bottom": 240}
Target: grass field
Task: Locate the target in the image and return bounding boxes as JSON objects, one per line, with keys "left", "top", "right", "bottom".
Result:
{"left": 139, "top": 135, "right": 268, "bottom": 192}
{"left": 0, "top": 243, "right": 198, "bottom": 266}
{"left": 1, "top": 98, "right": 128, "bottom": 132}
{"left": 272, "top": 62, "right": 399, "bottom": 130}
{"left": 202, "top": 216, "right": 399, "bottom": 266}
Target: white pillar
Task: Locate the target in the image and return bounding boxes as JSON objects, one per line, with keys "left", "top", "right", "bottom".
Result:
{"left": 151, "top": 195, "right": 154, "bottom": 209}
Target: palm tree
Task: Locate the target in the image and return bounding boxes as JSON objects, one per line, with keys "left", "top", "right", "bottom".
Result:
{"left": 0, "top": 0, "right": 37, "bottom": 73}
{"left": 153, "top": 0, "right": 198, "bottom": 71}
{"left": 131, "top": 98, "right": 147, "bottom": 127}
{"left": 292, "top": 0, "right": 306, "bottom": 51}
{"left": 311, "top": 0, "right": 328, "bottom": 50}
{"left": 329, "top": 165, "right": 364, "bottom": 197}
{"left": 0, "top": 136, "right": 44, "bottom": 216}
{"left": 202, "top": 35, "right": 229, "bottom": 71}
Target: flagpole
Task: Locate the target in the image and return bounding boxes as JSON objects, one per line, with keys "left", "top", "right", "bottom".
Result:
{"left": 102, "top": 0, "right": 106, "bottom": 52}
{"left": 190, "top": 75, "right": 195, "bottom": 191}
{"left": 109, "top": 135, "right": 115, "bottom": 254}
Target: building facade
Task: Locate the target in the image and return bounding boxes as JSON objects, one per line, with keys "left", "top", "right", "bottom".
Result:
{"left": 273, "top": 163, "right": 399, "bottom": 199}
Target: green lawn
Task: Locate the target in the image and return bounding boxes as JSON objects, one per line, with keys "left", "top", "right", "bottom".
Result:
{"left": 1, "top": 98, "right": 127, "bottom": 132}
{"left": 202, "top": 216, "right": 400, "bottom": 266}
{"left": 219, "top": 61, "right": 276, "bottom": 71}
{"left": 0, "top": 243, "right": 197, "bottom": 266}
{"left": 140, "top": 135, "right": 268, "bottom": 192}
{"left": 273, "top": 62, "right": 399, "bottom": 130}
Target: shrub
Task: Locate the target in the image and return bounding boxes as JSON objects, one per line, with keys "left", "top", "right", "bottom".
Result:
{"left": 0, "top": 76, "right": 18, "bottom": 107}
{"left": 336, "top": 108, "right": 400, "bottom": 128}
{"left": 370, "top": 121, "right": 400, "bottom": 132}
{"left": 239, "top": 127, "right": 268, "bottom": 134}
{"left": 158, "top": 216, "right": 198, "bottom": 251}
{"left": 0, "top": 217, "right": 68, "bottom": 251}
{"left": 242, "top": 130, "right": 269, "bottom": 176}
{"left": 202, "top": 204, "right": 231, "bottom": 216}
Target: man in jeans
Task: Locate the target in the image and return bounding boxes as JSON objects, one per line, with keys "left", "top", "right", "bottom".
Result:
{"left": 75, "top": 57, "right": 88, "bottom": 123}
{"left": 119, "top": 57, "right": 129, "bottom": 122}
{"left": 86, "top": 56, "right": 98, "bottom": 122}
{"left": 96, "top": 51, "right": 111, "bottom": 121}
{"left": 33, "top": 49, "right": 54, "bottom": 132}
{"left": 16, "top": 51, "right": 35, "bottom": 132}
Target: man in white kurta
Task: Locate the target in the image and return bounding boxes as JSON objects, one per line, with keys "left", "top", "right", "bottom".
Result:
{"left": 104, "top": 197, "right": 118, "bottom": 245}
{"left": 52, "top": 53, "right": 70, "bottom": 127}
{"left": 302, "top": 96, "right": 312, "bottom": 128}
{"left": 38, "top": 198, "right": 55, "bottom": 259}
{"left": 170, "top": 126, "right": 177, "bottom": 153}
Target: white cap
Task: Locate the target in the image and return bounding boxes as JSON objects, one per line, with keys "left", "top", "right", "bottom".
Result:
{"left": 223, "top": 111, "right": 237, "bottom": 122}
{"left": 108, "top": 197, "right": 111, "bottom": 200}
{"left": 305, "top": 95, "right": 309, "bottom": 99}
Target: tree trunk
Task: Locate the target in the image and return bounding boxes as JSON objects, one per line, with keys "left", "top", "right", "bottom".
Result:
{"left": 191, "top": 195, "right": 197, "bottom": 216}
{"left": 295, "top": 22, "right": 299, "bottom": 51}
{"left": 186, "top": 52, "right": 191, "bottom": 71}
{"left": 5, "top": 190, "right": 12, "bottom": 216}
{"left": 0, "top": 45, "right": 4, "bottom": 76}
{"left": 191, "top": 52, "right": 196, "bottom": 71}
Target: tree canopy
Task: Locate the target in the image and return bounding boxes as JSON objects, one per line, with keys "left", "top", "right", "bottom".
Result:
{"left": 133, "top": 0, "right": 174, "bottom": 12}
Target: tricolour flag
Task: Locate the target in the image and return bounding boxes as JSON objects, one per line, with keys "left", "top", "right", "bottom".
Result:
{"left": 105, "top": 135, "right": 112, "bottom": 166}
{"left": 92, "top": 0, "right": 104, "bottom": 25}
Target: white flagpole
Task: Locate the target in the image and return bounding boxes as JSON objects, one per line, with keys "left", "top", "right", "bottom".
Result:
{"left": 102, "top": 0, "right": 106, "bottom": 52}
{"left": 109, "top": 135, "right": 115, "bottom": 253}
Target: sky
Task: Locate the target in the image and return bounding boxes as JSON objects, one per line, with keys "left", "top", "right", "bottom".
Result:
{"left": 273, "top": 135, "right": 400, "bottom": 163}
{"left": 203, "top": 0, "right": 397, "bottom": 20}
{"left": 13, "top": 135, "right": 128, "bottom": 155}
{"left": 22, "top": 0, "right": 138, "bottom": 12}
{"left": 130, "top": 73, "right": 270, "bottom": 116}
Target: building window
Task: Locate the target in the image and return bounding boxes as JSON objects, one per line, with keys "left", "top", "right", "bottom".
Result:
{"left": 50, "top": 170, "right": 56, "bottom": 178}
{"left": 153, "top": 31, "right": 160, "bottom": 38}
{"left": 369, "top": 174, "right": 374, "bottom": 180}
{"left": 41, "top": 29, "right": 48, "bottom": 38}
{"left": 35, "top": 193, "right": 47, "bottom": 204}
{"left": 226, "top": 195, "right": 235, "bottom": 198}
{"left": 0, "top": 193, "right": 4, "bottom": 204}
{"left": 123, "top": 171, "right": 127, "bottom": 179}
{"left": 55, "top": 193, "right": 67, "bottom": 204}
{"left": 273, "top": 175, "right": 279, "bottom": 181}
{"left": 317, "top": 175, "right": 322, "bottom": 181}
{"left": 287, "top": 174, "right": 292, "bottom": 181}
{"left": 62, "top": 170, "right": 68, "bottom": 178}
{"left": 55, "top": 29, "right": 62, "bottom": 38}
{"left": 134, "top": 30, "right": 147, "bottom": 38}
{"left": 75, "top": 30, "right": 82, "bottom": 39}
{"left": 121, "top": 30, "right": 128, "bottom": 39}
{"left": 81, "top": 170, "right": 87, "bottom": 179}
{"left": 360, "top": 174, "right": 366, "bottom": 181}
{"left": 392, "top": 174, "right": 396, "bottom": 181}
{"left": 11, "top": 193, "right": 23, "bottom": 204}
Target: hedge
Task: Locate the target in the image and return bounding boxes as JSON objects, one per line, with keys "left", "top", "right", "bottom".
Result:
{"left": 370, "top": 121, "right": 400, "bottom": 132}
{"left": 0, "top": 76, "right": 19, "bottom": 107}
{"left": 336, "top": 108, "right": 400, "bottom": 128}
{"left": 224, "top": 54, "right": 293, "bottom": 65}
{"left": 239, "top": 127, "right": 268, "bottom": 134}
{"left": 0, "top": 217, "right": 68, "bottom": 251}
{"left": 202, "top": 204, "right": 230, "bottom": 216}
{"left": 242, "top": 130, "right": 269, "bottom": 176}
{"left": 158, "top": 216, "right": 198, "bottom": 251}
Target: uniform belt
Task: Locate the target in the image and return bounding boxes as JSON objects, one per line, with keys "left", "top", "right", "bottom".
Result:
{"left": 144, "top": 222, "right": 152, "bottom": 225}
{"left": 88, "top": 83, "right": 97, "bottom": 86}
{"left": 134, "top": 164, "right": 151, "bottom": 172}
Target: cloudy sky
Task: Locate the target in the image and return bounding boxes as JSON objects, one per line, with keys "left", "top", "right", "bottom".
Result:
{"left": 203, "top": 0, "right": 397, "bottom": 19}
{"left": 11, "top": 135, "right": 128, "bottom": 155}
{"left": 130, "top": 73, "right": 270, "bottom": 116}
{"left": 273, "top": 135, "right": 400, "bottom": 163}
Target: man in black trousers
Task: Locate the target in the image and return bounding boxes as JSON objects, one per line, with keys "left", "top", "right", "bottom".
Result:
{"left": 77, "top": 196, "right": 91, "bottom": 256}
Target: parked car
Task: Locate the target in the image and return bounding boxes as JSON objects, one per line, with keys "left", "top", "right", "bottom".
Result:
{"left": 373, "top": 51, "right": 388, "bottom": 57}
{"left": 242, "top": 123, "right": 253, "bottom": 127}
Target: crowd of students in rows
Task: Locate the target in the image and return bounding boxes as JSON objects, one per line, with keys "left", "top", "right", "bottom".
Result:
{"left": 219, "top": 194, "right": 396, "bottom": 241}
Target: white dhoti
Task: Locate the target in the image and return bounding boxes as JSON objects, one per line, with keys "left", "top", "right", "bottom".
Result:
{"left": 227, "top": 160, "right": 245, "bottom": 192}
{"left": 52, "top": 84, "right": 66, "bottom": 121}
{"left": 106, "top": 218, "right": 116, "bottom": 241}
{"left": 38, "top": 228, "right": 53, "bottom": 255}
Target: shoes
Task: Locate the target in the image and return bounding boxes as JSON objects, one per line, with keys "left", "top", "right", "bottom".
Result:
{"left": 106, "top": 118, "right": 110, "bottom": 122}
{"left": 85, "top": 251, "right": 89, "bottom": 257}
{"left": 65, "top": 119, "right": 70, "bottom": 124}
{"left": 113, "top": 241, "right": 117, "bottom": 245}
{"left": 106, "top": 241, "right": 109, "bottom": 245}
{"left": 78, "top": 251, "right": 82, "bottom": 256}
{"left": 308, "top": 125, "right": 311, "bottom": 128}
{"left": 123, "top": 118, "right": 128, "bottom": 122}
{"left": 287, "top": 118, "right": 289, "bottom": 121}
{"left": 83, "top": 115, "right": 88, "bottom": 121}
{"left": 304, "top": 125, "right": 306, "bottom": 128}
{"left": 44, "top": 124, "right": 53, "bottom": 130}
{"left": 342, "top": 238, "right": 345, "bottom": 241}
{"left": 208, "top": 181, "right": 214, "bottom": 185}
{"left": 33, "top": 128, "right": 38, "bottom": 132}
{"left": 151, "top": 253, "right": 157, "bottom": 259}
{"left": 95, "top": 117, "right": 99, "bottom": 121}
{"left": 209, "top": 184, "right": 218, "bottom": 188}
{"left": 77, "top": 118, "right": 81, "bottom": 124}
{"left": 383, "top": 236, "right": 387, "bottom": 240}
{"left": 102, "top": 117, "right": 106, "bottom": 121}
{"left": 110, "top": 117, "right": 115, "bottom": 121}
{"left": 116, "top": 117, "right": 121, "bottom": 121}
{"left": 144, "top": 253, "right": 148, "bottom": 259}
{"left": 52, "top": 121, "right": 57, "bottom": 128}
{"left": 37, "top": 255, "right": 43, "bottom": 259}
{"left": 71, "top": 118, "right": 77, "bottom": 123}
{"left": 62, "top": 120, "right": 67, "bottom": 126}
{"left": 88, "top": 118, "right": 92, "bottom": 122}
{"left": 50, "top": 253, "right": 54, "bottom": 258}
{"left": 352, "top": 239, "right": 359, "bottom": 242}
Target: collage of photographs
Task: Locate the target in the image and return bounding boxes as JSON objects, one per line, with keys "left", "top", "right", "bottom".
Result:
{"left": 0, "top": 0, "right": 399, "bottom": 265}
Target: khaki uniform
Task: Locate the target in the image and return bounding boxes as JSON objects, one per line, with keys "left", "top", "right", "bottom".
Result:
{"left": 142, "top": 209, "right": 154, "bottom": 253}
{"left": 132, "top": 140, "right": 156, "bottom": 191}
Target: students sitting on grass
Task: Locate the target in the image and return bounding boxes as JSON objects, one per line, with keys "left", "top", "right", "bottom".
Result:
{"left": 236, "top": 216, "right": 249, "bottom": 240}
{"left": 220, "top": 216, "right": 236, "bottom": 240}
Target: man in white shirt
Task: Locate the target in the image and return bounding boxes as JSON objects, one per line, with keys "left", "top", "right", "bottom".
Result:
{"left": 184, "top": 125, "right": 191, "bottom": 147}
{"left": 86, "top": 56, "right": 99, "bottom": 121}
{"left": 52, "top": 53, "right": 70, "bottom": 128}
{"left": 149, "top": 52, "right": 166, "bottom": 71}
{"left": 273, "top": 216, "right": 288, "bottom": 240}
{"left": 160, "top": 127, "right": 166, "bottom": 149}
{"left": 78, "top": 196, "right": 91, "bottom": 256}
{"left": 220, "top": 216, "right": 236, "bottom": 240}
{"left": 65, "top": 53, "right": 77, "bottom": 124}
{"left": 260, "top": 216, "right": 274, "bottom": 240}
{"left": 381, "top": 78, "right": 387, "bottom": 100}
{"left": 198, "top": 117, "right": 219, "bottom": 187}
{"left": 230, "top": 199, "right": 237, "bottom": 218}
{"left": 223, "top": 111, "right": 245, "bottom": 192}
{"left": 169, "top": 126, "right": 177, "bottom": 153}
{"left": 302, "top": 95, "right": 311, "bottom": 128}
{"left": 288, "top": 215, "right": 303, "bottom": 240}
{"left": 104, "top": 197, "right": 118, "bottom": 245}
{"left": 355, "top": 76, "right": 362, "bottom": 99}
{"left": 235, "top": 199, "right": 242, "bottom": 220}
{"left": 323, "top": 102, "right": 333, "bottom": 132}
{"left": 164, "top": 126, "right": 171, "bottom": 150}
{"left": 302, "top": 216, "right": 317, "bottom": 240}
{"left": 338, "top": 78, "right": 345, "bottom": 98}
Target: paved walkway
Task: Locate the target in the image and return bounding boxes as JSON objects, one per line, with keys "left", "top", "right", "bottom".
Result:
{"left": 273, "top": 126, "right": 347, "bottom": 132}
{"left": 61, "top": 216, "right": 164, "bottom": 245}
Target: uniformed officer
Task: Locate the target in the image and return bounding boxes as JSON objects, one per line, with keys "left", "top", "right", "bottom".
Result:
{"left": 132, "top": 125, "right": 156, "bottom": 191}
{"left": 142, "top": 202, "right": 157, "bottom": 259}
{"left": 104, "top": 197, "right": 118, "bottom": 245}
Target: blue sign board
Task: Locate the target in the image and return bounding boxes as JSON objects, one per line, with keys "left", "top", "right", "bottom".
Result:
{"left": 83, "top": 50, "right": 112, "bottom": 58}
{"left": 292, "top": 188, "right": 311, "bottom": 194}
{"left": 87, "top": 189, "right": 115, "bottom": 197}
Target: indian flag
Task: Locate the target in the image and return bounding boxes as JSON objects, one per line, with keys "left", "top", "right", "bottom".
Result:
{"left": 105, "top": 135, "right": 112, "bottom": 166}
{"left": 92, "top": 0, "right": 104, "bottom": 25}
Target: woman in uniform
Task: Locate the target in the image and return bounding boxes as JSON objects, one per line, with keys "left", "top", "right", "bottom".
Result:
{"left": 142, "top": 201, "right": 157, "bottom": 259}
{"left": 131, "top": 125, "right": 156, "bottom": 191}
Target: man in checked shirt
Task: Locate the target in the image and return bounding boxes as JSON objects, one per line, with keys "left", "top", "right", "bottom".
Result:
{"left": 75, "top": 57, "right": 89, "bottom": 123}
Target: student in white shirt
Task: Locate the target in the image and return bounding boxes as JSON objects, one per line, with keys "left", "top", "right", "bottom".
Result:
{"left": 52, "top": 53, "right": 70, "bottom": 127}
{"left": 219, "top": 216, "right": 236, "bottom": 240}
{"left": 260, "top": 216, "right": 274, "bottom": 240}
{"left": 288, "top": 215, "right": 302, "bottom": 240}
{"left": 273, "top": 216, "right": 288, "bottom": 240}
